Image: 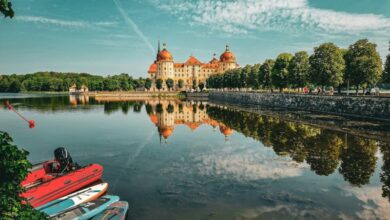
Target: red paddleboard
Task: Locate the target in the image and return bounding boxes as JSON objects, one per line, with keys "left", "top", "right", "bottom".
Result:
{"left": 21, "top": 163, "right": 103, "bottom": 208}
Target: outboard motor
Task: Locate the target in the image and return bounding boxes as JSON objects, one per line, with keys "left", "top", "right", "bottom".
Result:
{"left": 54, "top": 147, "right": 77, "bottom": 173}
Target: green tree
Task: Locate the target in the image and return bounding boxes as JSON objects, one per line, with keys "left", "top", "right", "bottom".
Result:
{"left": 240, "top": 65, "right": 251, "bottom": 89}
{"left": 0, "top": 131, "right": 47, "bottom": 219}
{"left": 309, "top": 43, "right": 345, "bottom": 91}
{"left": 145, "top": 78, "right": 152, "bottom": 91}
{"left": 178, "top": 79, "right": 184, "bottom": 90}
{"left": 0, "top": 0, "right": 14, "bottom": 18}
{"left": 288, "top": 51, "right": 310, "bottom": 89}
{"left": 165, "top": 78, "right": 174, "bottom": 91}
{"left": 345, "top": 39, "right": 382, "bottom": 93}
{"left": 199, "top": 82, "right": 205, "bottom": 91}
{"left": 156, "top": 79, "right": 163, "bottom": 91}
{"left": 259, "top": 59, "right": 275, "bottom": 90}
{"left": 272, "top": 53, "right": 293, "bottom": 92}
{"left": 248, "top": 64, "right": 260, "bottom": 89}
{"left": 382, "top": 42, "right": 390, "bottom": 83}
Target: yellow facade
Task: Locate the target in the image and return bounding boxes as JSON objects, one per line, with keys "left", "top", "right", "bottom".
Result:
{"left": 147, "top": 43, "right": 238, "bottom": 91}
{"left": 146, "top": 100, "right": 233, "bottom": 141}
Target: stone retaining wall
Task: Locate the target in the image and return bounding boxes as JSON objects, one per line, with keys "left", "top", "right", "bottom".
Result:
{"left": 209, "top": 92, "right": 390, "bottom": 120}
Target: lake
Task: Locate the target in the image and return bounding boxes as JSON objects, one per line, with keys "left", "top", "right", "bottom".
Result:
{"left": 1, "top": 94, "right": 390, "bottom": 220}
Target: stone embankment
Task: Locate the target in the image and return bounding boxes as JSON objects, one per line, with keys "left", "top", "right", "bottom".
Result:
{"left": 74, "top": 91, "right": 180, "bottom": 101}
{"left": 209, "top": 91, "right": 390, "bottom": 121}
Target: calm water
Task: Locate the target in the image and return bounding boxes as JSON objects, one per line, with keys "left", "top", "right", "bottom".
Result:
{"left": 1, "top": 94, "right": 390, "bottom": 220}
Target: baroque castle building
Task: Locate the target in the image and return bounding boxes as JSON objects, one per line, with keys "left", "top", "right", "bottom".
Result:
{"left": 147, "top": 42, "right": 238, "bottom": 91}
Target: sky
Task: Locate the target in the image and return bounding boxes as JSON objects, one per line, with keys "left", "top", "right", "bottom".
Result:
{"left": 1, "top": 0, "right": 390, "bottom": 77}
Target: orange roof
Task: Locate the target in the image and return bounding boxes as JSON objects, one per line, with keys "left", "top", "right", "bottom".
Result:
{"left": 202, "top": 63, "right": 219, "bottom": 69}
{"left": 185, "top": 56, "right": 203, "bottom": 65}
{"left": 186, "top": 122, "right": 200, "bottom": 131}
{"left": 209, "top": 57, "right": 219, "bottom": 64}
{"left": 220, "top": 45, "right": 236, "bottom": 63}
{"left": 158, "top": 126, "right": 174, "bottom": 139}
{"left": 220, "top": 125, "right": 233, "bottom": 136}
{"left": 148, "top": 63, "right": 157, "bottom": 73}
{"left": 174, "top": 63, "right": 184, "bottom": 68}
{"left": 149, "top": 114, "right": 158, "bottom": 125}
{"left": 157, "top": 49, "right": 173, "bottom": 62}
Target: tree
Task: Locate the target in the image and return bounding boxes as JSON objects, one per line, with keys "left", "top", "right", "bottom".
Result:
{"left": 178, "top": 79, "right": 184, "bottom": 90}
{"left": 0, "top": 131, "right": 47, "bottom": 219}
{"left": 165, "top": 78, "right": 174, "bottom": 91}
{"left": 309, "top": 43, "right": 345, "bottom": 91}
{"left": 192, "top": 79, "right": 197, "bottom": 90}
{"left": 240, "top": 65, "right": 251, "bottom": 89}
{"left": 199, "top": 82, "right": 205, "bottom": 91}
{"left": 0, "top": 0, "right": 14, "bottom": 18}
{"left": 345, "top": 39, "right": 382, "bottom": 93}
{"left": 145, "top": 78, "right": 152, "bottom": 91}
{"left": 248, "top": 64, "right": 260, "bottom": 89}
{"left": 156, "top": 79, "right": 163, "bottom": 91}
{"left": 288, "top": 51, "right": 310, "bottom": 89}
{"left": 259, "top": 59, "right": 275, "bottom": 90}
{"left": 382, "top": 41, "right": 390, "bottom": 83}
{"left": 272, "top": 53, "right": 293, "bottom": 92}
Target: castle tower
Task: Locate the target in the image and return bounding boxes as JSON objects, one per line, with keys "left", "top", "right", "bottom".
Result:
{"left": 219, "top": 44, "right": 238, "bottom": 73}
{"left": 156, "top": 43, "right": 174, "bottom": 90}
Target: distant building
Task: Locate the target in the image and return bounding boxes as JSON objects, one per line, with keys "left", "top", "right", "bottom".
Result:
{"left": 147, "top": 42, "right": 239, "bottom": 91}
{"left": 69, "top": 84, "right": 89, "bottom": 93}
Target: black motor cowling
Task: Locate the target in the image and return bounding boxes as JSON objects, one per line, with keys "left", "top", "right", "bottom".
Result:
{"left": 54, "top": 147, "right": 74, "bottom": 171}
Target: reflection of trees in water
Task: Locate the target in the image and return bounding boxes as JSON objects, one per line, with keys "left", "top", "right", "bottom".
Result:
{"left": 1, "top": 96, "right": 82, "bottom": 111}
{"left": 207, "top": 106, "right": 386, "bottom": 188}
{"left": 306, "top": 132, "right": 343, "bottom": 176}
{"left": 145, "top": 103, "right": 153, "bottom": 115}
{"left": 381, "top": 142, "right": 390, "bottom": 202}
{"left": 103, "top": 101, "right": 143, "bottom": 115}
{"left": 339, "top": 136, "right": 378, "bottom": 186}
{"left": 167, "top": 104, "right": 174, "bottom": 113}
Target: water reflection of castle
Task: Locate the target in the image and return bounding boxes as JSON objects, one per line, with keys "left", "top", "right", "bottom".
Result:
{"left": 69, "top": 95, "right": 90, "bottom": 106}
{"left": 145, "top": 100, "right": 233, "bottom": 140}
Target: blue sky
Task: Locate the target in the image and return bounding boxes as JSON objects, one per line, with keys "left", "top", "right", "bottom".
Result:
{"left": 1, "top": 0, "right": 390, "bottom": 77}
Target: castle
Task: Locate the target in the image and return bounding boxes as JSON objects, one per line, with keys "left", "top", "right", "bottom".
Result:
{"left": 147, "top": 42, "right": 239, "bottom": 91}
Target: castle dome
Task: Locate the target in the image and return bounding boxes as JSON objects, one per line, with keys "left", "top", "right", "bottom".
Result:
{"left": 158, "top": 126, "right": 174, "bottom": 139}
{"left": 157, "top": 43, "right": 173, "bottom": 62}
{"left": 220, "top": 45, "right": 236, "bottom": 63}
{"left": 219, "top": 125, "right": 233, "bottom": 136}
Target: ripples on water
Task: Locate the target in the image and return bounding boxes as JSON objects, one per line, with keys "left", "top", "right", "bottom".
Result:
{"left": 1, "top": 94, "right": 390, "bottom": 220}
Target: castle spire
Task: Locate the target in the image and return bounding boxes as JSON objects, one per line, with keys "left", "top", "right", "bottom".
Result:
{"left": 225, "top": 44, "right": 230, "bottom": 52}
{"left": 158, "top": 40, "right": 161, "bottom": 53}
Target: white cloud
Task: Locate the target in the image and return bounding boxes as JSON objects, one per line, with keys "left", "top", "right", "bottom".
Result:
{"left": 16, "top": 16, "right": 116, "bottom": 28}
{"left": 343, "top": 185, "right": 390, "bottom": 220}
{"left": 155, "top": 0, "right": 390, "bottom": 35}
{"left": 164, "top": 142, "right": 309, "bottom": 182}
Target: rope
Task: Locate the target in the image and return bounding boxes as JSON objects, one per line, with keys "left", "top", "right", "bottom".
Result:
{"left": 4, "top": 101, "right": 35, "bottom": 128}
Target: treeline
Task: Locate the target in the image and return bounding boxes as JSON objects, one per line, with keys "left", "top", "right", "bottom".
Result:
{"left": 208, "top": 39, "right": 390, "bottom": 93}
{"left": 207, "top": 105, "right": 390, "bottom": 200}
{"left": 0, "top": 72, "right": 148, "bottom": 92}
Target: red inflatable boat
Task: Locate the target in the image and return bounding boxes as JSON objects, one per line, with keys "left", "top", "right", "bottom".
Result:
{"left": 21, "top": 148, "right": 103, "bottom": 208}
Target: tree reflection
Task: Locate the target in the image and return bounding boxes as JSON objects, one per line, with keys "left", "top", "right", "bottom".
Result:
{"left": 339, "top": 136, "right": 378, "bottom": 186}
{"left": 306, "top": 132, "right": 343, "bottom": 176}
{"left": 381, "top": 142, "right": 390, "bottom": 201}
{"left": 207, "top": 105, "right": 386, "bottom": 186}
